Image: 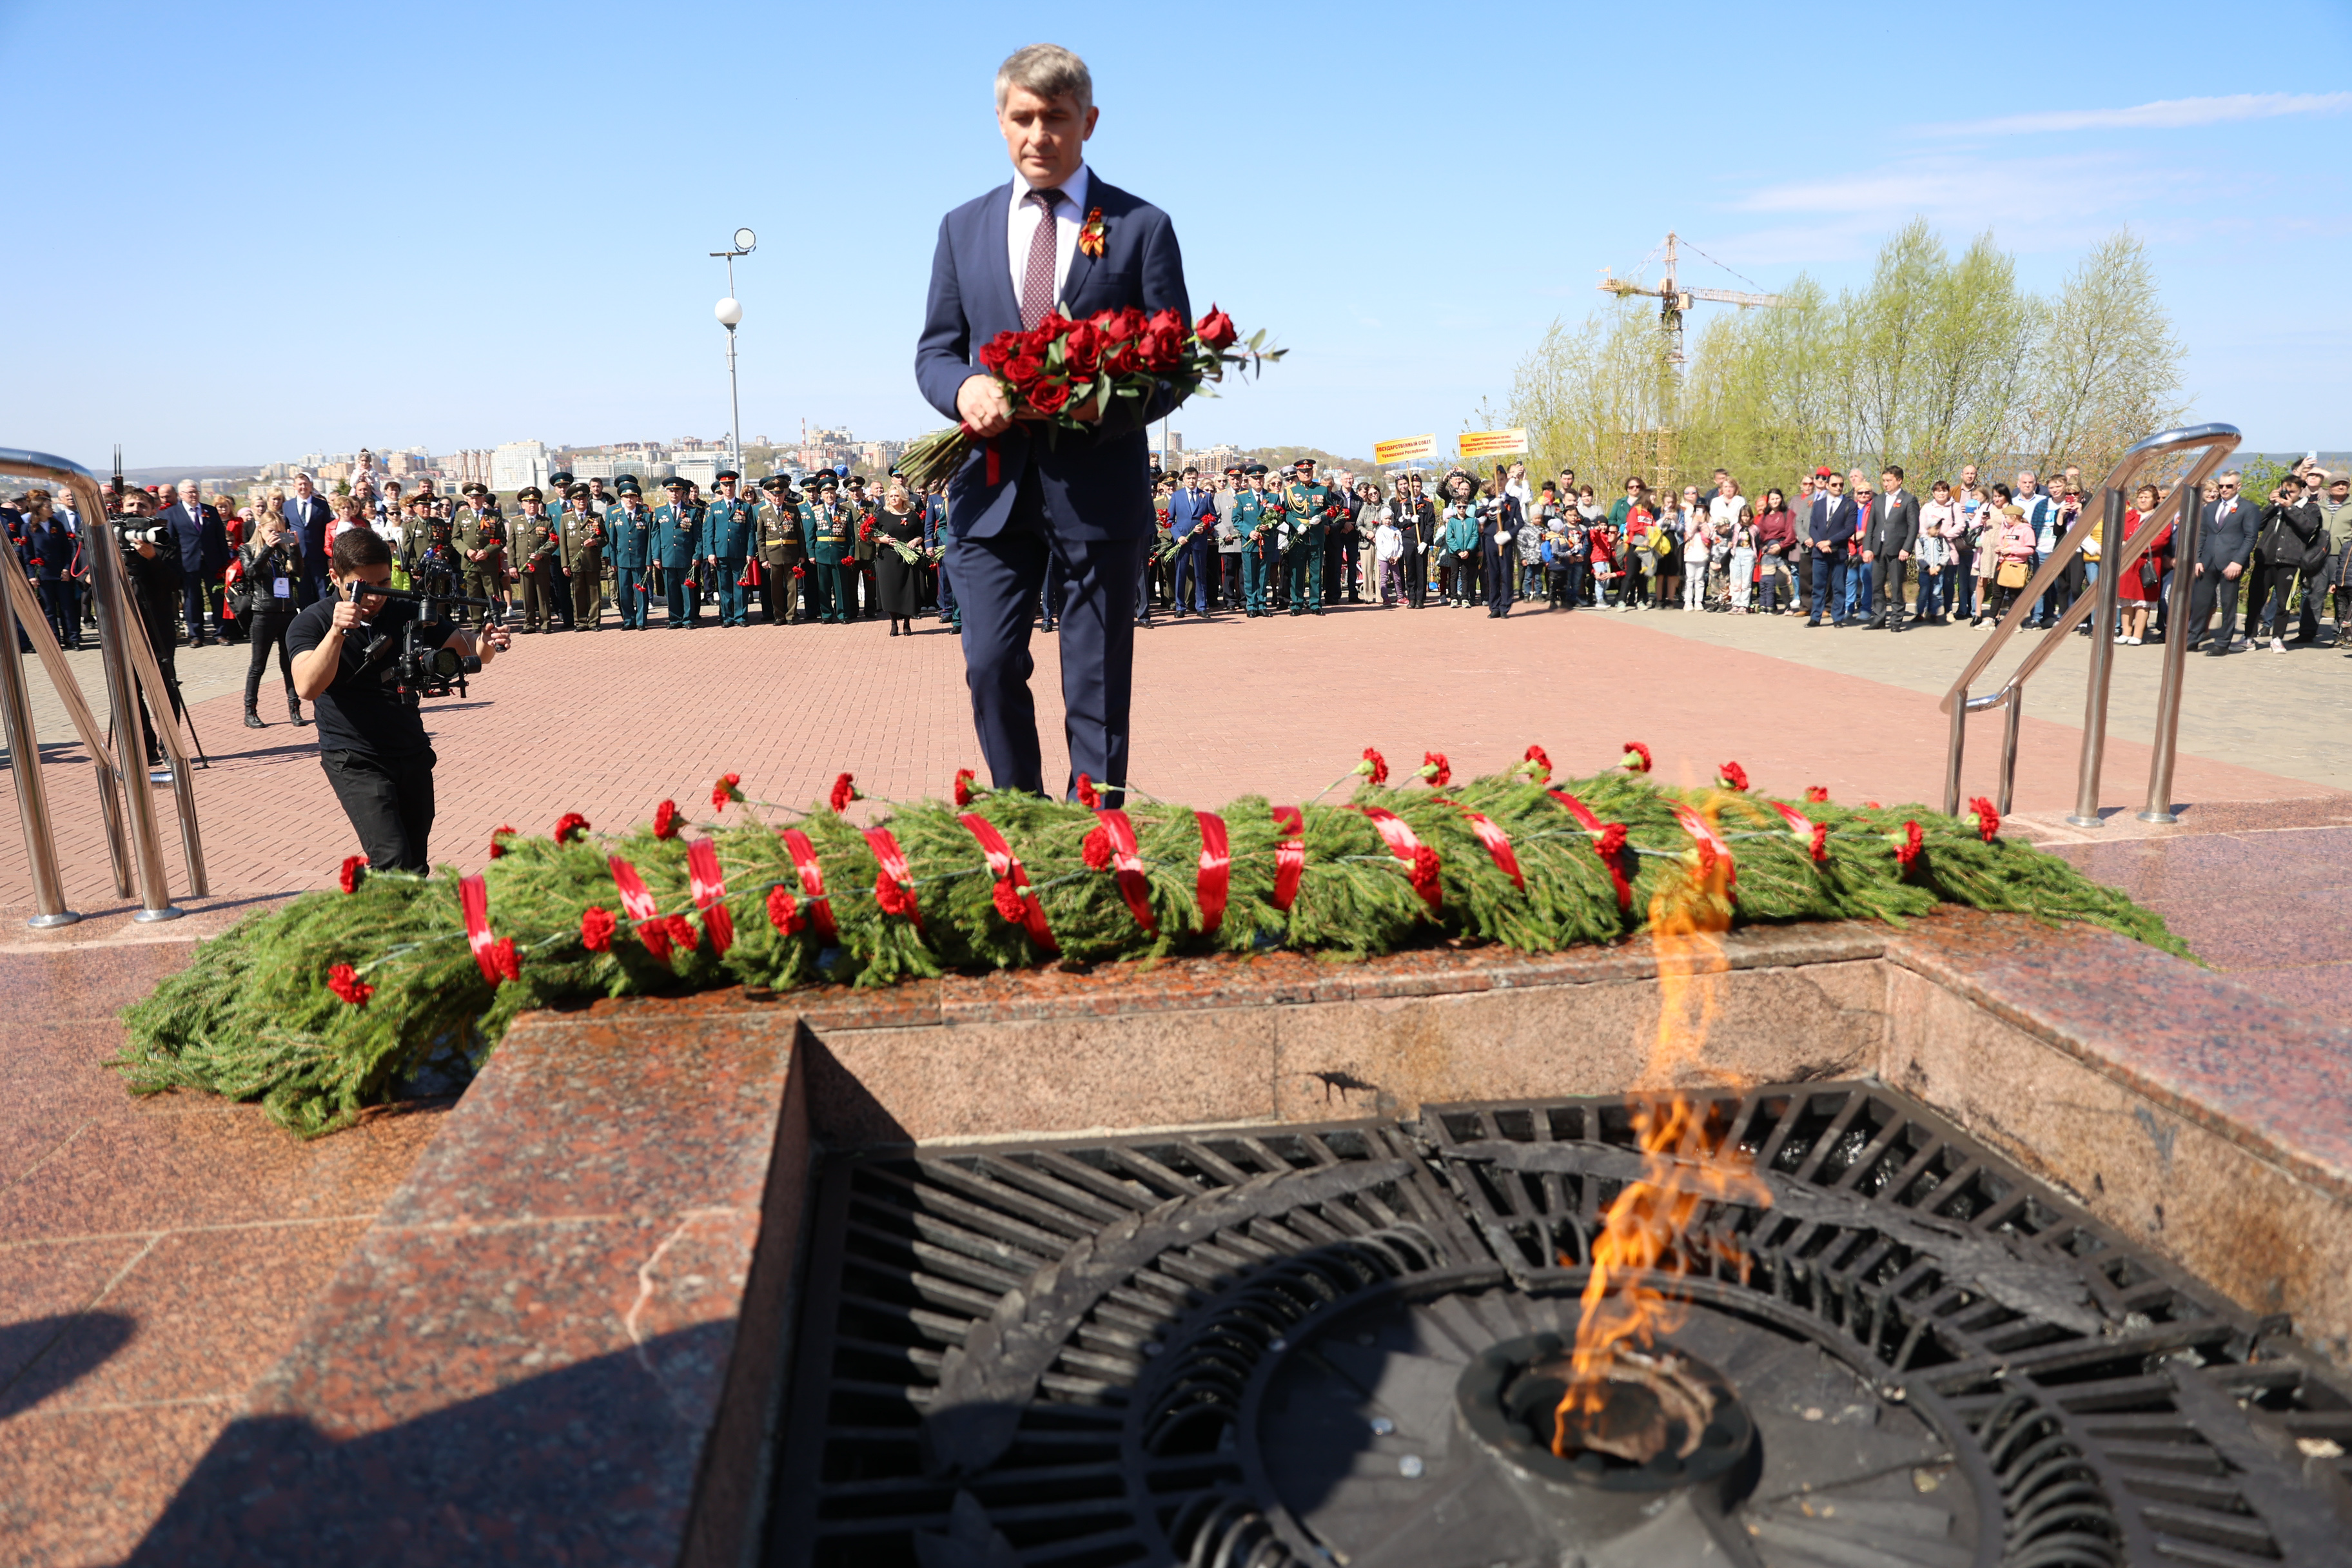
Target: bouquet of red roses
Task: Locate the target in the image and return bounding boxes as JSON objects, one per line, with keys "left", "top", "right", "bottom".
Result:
{"left": 900, "top": 304, "right": 1281, "bottom": 489}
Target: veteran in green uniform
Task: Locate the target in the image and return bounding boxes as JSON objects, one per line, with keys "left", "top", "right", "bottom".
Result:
{"left": 514, "top": 487, "right": 567, "bottom": 632}
{"left": 805, "top": 474, "right": 853, "bottom": 624}
{"left": 1280, "top": 458, "right": 1329, "bottom": 616}
{"left": 758, "top": 474, "right": 806, "bottom": 625}
{"left": 703, "top": 469, "right": 756, "bottom": 628}
{"left": 564, "top": 483, "right": 606, "bottom": 630}
{"left": 1235, "top": 463, "right": 1274, "bottom": 616}
{"left": 454, "top": 482, "right": 507, "bottom": 624}
{"left": 605, "top": 477, "right": 654, "bottom": 629}
{"left": 654, "top": 476, "right": 703, "bottom": 629}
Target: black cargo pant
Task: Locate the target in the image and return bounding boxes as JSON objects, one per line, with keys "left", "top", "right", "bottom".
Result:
{"left": 320, "top": 747, "right": 436, "bottom": 874}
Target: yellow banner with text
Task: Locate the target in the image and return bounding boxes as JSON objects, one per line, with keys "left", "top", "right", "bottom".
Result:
{"left": 1374, "top": 434, "right": 1438, "bottom": 466}
{"left": 1456, "top": 428, "right": 1529, "bottom": 462}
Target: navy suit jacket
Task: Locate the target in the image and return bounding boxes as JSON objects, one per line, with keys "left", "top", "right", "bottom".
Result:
{"left": 1808, "top": 495, "right": 1857, "bottom": 547}
{"left": 283, "top": 495, "right": 334, "bottom": 564}
{"left": 1169, "top": 485, "right": 1217, "bottom": 543}
{"left": 162, "top": 502, "right": 230, "bottom": 576}
{"left": 914, "top": 172, "right": 1190, "bottom": 542}
{"left": 2200, "top": 498, "right": 2258, "bottom": 573}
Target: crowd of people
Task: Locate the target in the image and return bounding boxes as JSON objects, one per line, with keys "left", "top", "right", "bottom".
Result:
{"left": 11, "top": 451, "right": 2348, "bottom": 735}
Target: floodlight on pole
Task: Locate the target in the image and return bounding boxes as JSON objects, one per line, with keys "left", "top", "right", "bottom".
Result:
{"left": 709, "top": 228, "right": 756, "bottom": 478}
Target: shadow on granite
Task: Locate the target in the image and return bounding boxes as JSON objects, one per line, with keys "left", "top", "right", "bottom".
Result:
{"left": 0, "top": 1313, "right": 133, "bottom": 1423}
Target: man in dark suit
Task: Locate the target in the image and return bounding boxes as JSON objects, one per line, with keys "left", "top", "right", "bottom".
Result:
{"left": 1805, "top": 471, "right": 1856, "bottom": 626}
{"left": 914, "top": 43, "right": 1190, "bottom": 802}
{"left": 160, "top": 480, "right": 230, "bottom": 645}
{"left": 282, "top": 472, "right": 335, "bottom": 605}
{"left": 1863, "top": 464, "right": 1919, "bottom": 632}
{"left": 1166, "top": 467, "right": 1216, "bottom": 618}
{"left": 2190, "top": 472, "right": 2259, "bottom": 655}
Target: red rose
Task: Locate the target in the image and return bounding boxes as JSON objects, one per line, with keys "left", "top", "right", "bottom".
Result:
{"left": 1804, "top": 786, "right": 1830, "bottom": 803}
{"left": 553, "top": 812, "right": 591, "bottom": 844}
{"left": 1063, "top": 322, "right": 1102, "bottom": 373}
{"left": 580, "top": 906, "right": 616, "bottom": 952}
{"left": 489, "top": 824, "right": 516, "bottom": 859}
{"left": 979, "top": 339, "right": 1012, "bottom": 373}
{"left": 1522, "top": 744, "right": 1553, "bottom": 783}
{"left": 953, "top": 767, "right": 977, "bottom": 807}
{"left": 326, "top": 963, "right": 373, "bottom": 1006}
{"left": 653, "top": 799, "right": 681, "bottom": 839}
{"left": 1717, "top": 761, "right": 1749, "bottom": 792}
{"left": 1082, "top": 827, "right": 1112, "bottom": 871}
{"left": 766, "top": 884, "right": 804, "bottom": 936}
{"left": 338, "top": 855, "right": 365, "bottom": 894}
{"left": 1140, "top": 326, "right": 1184, "bottom": 371}
{"left": 1028, "top": 378, "right": 1073, "bottom": 415}
{"left": 1075, "top": 772, "right": 1101, "bottom": 808}
{"left": 665, "top": 913, "right": 698, "bottom": 952}
{"left": 1035, "top": 310, "right": 1072, "bottom": 341}
{"left": 829, "top": 773, "right": 858, "bottom": 814}
{"left": 1145, "top": 308, "right": 1183, "bottom": 338}
{"left": 1420, "top": 751, "right": 1451, "bottom": 789}
{"left": 1195, "top": 305, "right": 1238, "bottom": 350}
{"left": 1102, "top": 340, "right": 1139, "bottom": 375}
{"left": 1622, "top": 742, "right": 1652, "bottom": 774}
{"left": 1003, "top": 353, "right": 1044, "bottom": 386}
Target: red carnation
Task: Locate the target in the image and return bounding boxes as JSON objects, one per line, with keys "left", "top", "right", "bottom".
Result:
{"left": 992, "top": 879, "right": 1026, "bottom": 923}
{"left": 953, "top": 767, "right": 977, "bottom": 807}
{"left": 1717, "top": 761, "right": 1749, "bottom": 792}
{"left": 1420, "top": 751, "right": 1451, "bottom": 789}
{"left": 489, "top": 937, "right": 522, "bottom": 983}
{"left": 1195, "top": 305, "right": 1238, "bottom": 350}
{"left": 554, "top": 812, "right": 591, "bottom": 845}
{"left": 489, "top": 824, "right": 516, "bottom": 859}
{"left": 653, "top": 799, "right": 681, "bottom": 839}
{"left": 1596, "top": 822, "right": 1629, "bottom": 859}
{"left": 1810, "top": 825, "right": 1830, "bottom": 863}
{"left": 1028, "top": 378, "right": 1072, "bottom": 415}
{"left": 1003, "top": 353, "right": 1044, "bottom": 387}
{"left": 338, "top": 855, "right": 365, "bottom": 894}
{"left": 1409, "top": 844, "right": 1443, "bottom": 906}
{"left": 1075, "top": 772, "right": 1101, "bottom": 808}
{"left": 875, "top": 873, "right": 917, "bottom": 920}
{"left": 665, "top": 913, "right": 698, "bottom": 952}
{"left": 1358, "top": 747, "right": 1389, "bottom": 786}
{"left": 829, "top": 773, "right": 858, "bottom": 814}
{"left": 1622, "top": 741, "right": 1652, "bottom": 774}
{"left": 1082, "top": 827, "right": 1112, "bottom": 871}
{"left": 580, "top": 905, "right": 616, "bottom": 952}
{"left": 326, "top": 963, "right": 373, "bottom": 1006}
{"left": 766, "top": 884, "right": 804, "bottom": 936}
{"left": 1968, "top": 796, "right": 2001, "bottom": 843}
{"left": 1804, "top": 786, "right": 1829, "bottom": 803}
{"left": 1865, "top": 799, "right": 1882, "bottom": 809}
{"left": 1894, "top": 821, "right": 1924, "bottom": 872}
{"left": 1523, "top": 744, "right": 1553, "bottom": 783}
{"left": 711, "top": 772, "right": 742, "bottom": 810}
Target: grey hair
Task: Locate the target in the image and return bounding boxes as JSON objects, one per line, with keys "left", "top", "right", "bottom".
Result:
{"left": 994, "top": 43, "right": 1092, "bottom": 113}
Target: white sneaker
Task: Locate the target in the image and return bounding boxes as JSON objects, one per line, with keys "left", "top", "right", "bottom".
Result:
{"left": 2127, "top": 636, "right": 2142, "bottom": 645}
{"left": 2114, "top": 634, "right": 2129, "bottom": 644}
{"left": 2271, "top": 637, "right": 2287, "bottom": 653}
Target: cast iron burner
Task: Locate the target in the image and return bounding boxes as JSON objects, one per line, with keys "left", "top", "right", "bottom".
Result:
{"left": 765, "top": 1083, "right": 2352, "bottom": 1568}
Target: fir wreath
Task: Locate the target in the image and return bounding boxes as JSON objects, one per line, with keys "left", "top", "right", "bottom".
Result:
{"left": 113, "top": 745, "right": 2186, "bottom": 1137}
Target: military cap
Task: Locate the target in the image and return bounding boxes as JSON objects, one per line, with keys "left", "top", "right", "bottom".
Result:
{"left": 1291, "top": 456, "right": 1317, "bottom": 471}
{"left": 1244, "top": 463, "right": 1268, "bottom": 476}
{"left": 404, "top": 493, "right": 433, "bottom": 509}
{"left": 461, "top": 481, "right": 489, "bottom": 498}
{"left": 616, "top": 476, "right": 642, "bottom": 495}
{"left": 760, "top": 475, "right": 790, "bottom": 491}
{"left": 1223, "top": 464, "right": 1243, "bottom": 475}
{"left": 567, "top": 483, "right": 591, "bottom": 500}
{"left": 547, "top": 471, "right": 574, "bottom": 485}
{"left": 664, "top": 476, "right": 691, "bottom": 491}
{"left": 516, "top": 485, "right": 544, "bottom": 503}
{"left": 714, "top": 468, "right": 740, "bottom": 483}
{"left": 817, "top": 474, "right": 839, "bottom": 491}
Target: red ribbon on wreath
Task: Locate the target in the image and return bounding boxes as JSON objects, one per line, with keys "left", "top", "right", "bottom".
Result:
{"left": 960, "top": 812, "right": 1054, "bottom": 952}
{"left": 779, "top": 829, "right": 838, "bottom": 943}
{"left": 1352, "top": 805, "right": 1443, "bottom": 912}
{"left": 458, "top": 874, "right": 520, "bottom": 986}
{"left": 1195, "top": 810, "right": 1230, "bottom": 934}
{"left": 1092, "top": 808, "right": 1155, "bottom": 932}
{"left": 1455, "top": 807, "right": 1525, "bottom": 892}
{"left": 607, "top": 854, "right": 671, "bottom": 960}
{"left": 1270, "top": 805, "right": 1306, "bottom": 912}
{"left": 685, "top": 838, "right": 734, "bottom": 956}
{"left": 1671, "top": 802, "right": 1738, "bottom": 892}
{"left": 864, "top": 826, "right": 924, "bottom": 932}
{"left": 1769, "top": 799, "right": 1830, "bottom": 863}
{"left": 1545, "top": 789, "right": 1631, "bottom": 910}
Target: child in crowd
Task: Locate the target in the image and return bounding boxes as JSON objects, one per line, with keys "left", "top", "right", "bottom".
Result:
{"left": 1374, "top": 513, "right": 1404, "bottom": 605}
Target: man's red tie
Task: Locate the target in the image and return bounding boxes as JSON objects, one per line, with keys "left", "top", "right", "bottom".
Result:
{"left": 1020, "top": 188, "right": 1063, "bottom": 331}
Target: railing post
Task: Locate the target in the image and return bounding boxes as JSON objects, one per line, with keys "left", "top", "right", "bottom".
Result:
{"left": 2141, "top": 484, "right": 2204, "bottom": 824}
{"left": 1944, "top": 691, "right": 1966, "bottom": 818}
{"left": 1999, "top": 689, "right": 2023, "bottom": 819}
{"left": 2067, "top": 487, "right": 2128, "bottom": 827}
{"left": 0, "top": 550, "right": 77, "bottom": 926}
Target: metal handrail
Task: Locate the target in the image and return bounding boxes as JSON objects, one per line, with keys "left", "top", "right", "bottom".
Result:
{"left": 1939, "top": 423, "right": 2240, "bottom": 826}
{"left": 0, "top": 448, "right": 201, "bottom": 922}
{"left": 5, "top": 565, "right": 132, "bottom": 898}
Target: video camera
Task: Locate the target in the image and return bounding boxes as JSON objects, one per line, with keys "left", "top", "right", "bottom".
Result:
{"left": 348, "top": 580, "right": 497, "bottom": 707}
{"left": 115, "top": 518, "right": 171, "bottom": 550}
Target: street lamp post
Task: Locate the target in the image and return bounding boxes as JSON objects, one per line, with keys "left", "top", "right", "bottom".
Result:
{"left": 710, "top": 228, "right": 756, "bottom": 478}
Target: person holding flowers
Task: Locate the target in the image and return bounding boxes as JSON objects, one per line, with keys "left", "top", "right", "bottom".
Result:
{"left": 871, "top": 476, "right": 928, "bottom": 636}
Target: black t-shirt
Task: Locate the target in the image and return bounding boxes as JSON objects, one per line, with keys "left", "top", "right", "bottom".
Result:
{"left": 286, "top": 596, "right": 455, "bottom": 759}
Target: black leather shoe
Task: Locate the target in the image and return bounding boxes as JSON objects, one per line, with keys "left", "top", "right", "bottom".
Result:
{"left": 243, "top": 707, "right": 264, "bottom": 729}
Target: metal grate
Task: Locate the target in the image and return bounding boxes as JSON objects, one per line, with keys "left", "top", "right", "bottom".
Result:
{"left": 764, "top": 1084, "right": 2352, "bottom": 1568}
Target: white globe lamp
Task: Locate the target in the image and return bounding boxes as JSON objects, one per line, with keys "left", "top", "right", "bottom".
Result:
{"left": 715, "top": 297, "right": 743, "bottom": 327}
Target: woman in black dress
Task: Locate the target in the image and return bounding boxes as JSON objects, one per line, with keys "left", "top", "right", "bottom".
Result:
{"left": 871, "top": 476, "right": 926, "bottom": 636}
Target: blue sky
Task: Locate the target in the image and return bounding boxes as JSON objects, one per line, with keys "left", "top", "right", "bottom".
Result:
{"left": 3, "top": 0, "right": 2346, "bottom": 470}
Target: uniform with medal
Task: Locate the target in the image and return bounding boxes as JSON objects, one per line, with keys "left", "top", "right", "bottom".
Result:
{"left": 605, "top": 479, "right": 656, "bottom": 629}
{"left": 453, "top": 484, "right": 507, "bottom": 623}
{"left": 654, "top": 478, "right": 705, "bottom": 628}
{"left": 805, "top": 475, "right": 854, "bottom": 624}
{"left": 513, "top": 487, "right": 569, "bottom": 632}
{"left": 562, "top": 483, "right": 607, "bottom": 630}
{"left": 1280, "top": 458, "right": 1329, "bottom": 616}
{"left": 756, "top": 475, "right": 806, "bottom": 625}
{"left": 703, "top": 469, "right": 756, "bottom": 628}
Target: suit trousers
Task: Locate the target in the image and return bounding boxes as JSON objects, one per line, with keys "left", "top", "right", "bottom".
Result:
{"left": 1807, "top": 553, "right": 1845, "bottom": 620}
{"left": 947, "top": 509, "right": 1142, "bottom": 800}
{"left": 1172, "top": 536, "right": 1211, "bottom": 614}
{"left": 181, "top": 574, "right": 211, "bottom": 642}
{"left": 2189, "top": 569, "right": 2242, "bottom": 648}
{"left": 39, "top": 581, "right": 81, "bottom": 648}
{"left": 1871, "top": 557, "right": 1908, "bottom": 623}
{"left": 614, "top": 565, "right": 649, "bottom": 627}
{"left": 1219, "top": 551, "right": 1242, "bottom": 609}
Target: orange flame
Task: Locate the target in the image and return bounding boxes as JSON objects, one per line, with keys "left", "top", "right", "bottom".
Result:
{"left": 1553, "top": 803, "right": 1772, "bottom": 1455}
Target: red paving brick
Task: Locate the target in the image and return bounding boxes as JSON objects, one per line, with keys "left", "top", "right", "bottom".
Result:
{"left": 2, "top": 599, "right": 2331, "bottom": 916}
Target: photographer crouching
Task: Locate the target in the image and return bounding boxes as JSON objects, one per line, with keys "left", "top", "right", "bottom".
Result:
{"left": 289, "top": 529, "right": 511, "bottom": 874}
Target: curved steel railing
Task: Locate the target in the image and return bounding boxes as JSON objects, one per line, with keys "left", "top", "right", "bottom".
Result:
{"left": 1939, "top": 423, "right": 2241, "bottom": 827}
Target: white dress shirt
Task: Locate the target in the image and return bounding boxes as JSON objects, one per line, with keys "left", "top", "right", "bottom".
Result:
{"left": 1006, "top": 163, "right": 1092, "bottom": 314}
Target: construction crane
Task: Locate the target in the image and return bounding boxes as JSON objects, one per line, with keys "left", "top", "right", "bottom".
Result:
{"left": 1599, "top": 231, "right": 1785, "bottom": 364}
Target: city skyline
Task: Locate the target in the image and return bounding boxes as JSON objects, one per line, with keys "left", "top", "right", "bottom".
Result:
{"left": 3, "top": 0, "right": 2346, "bottom": 469}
